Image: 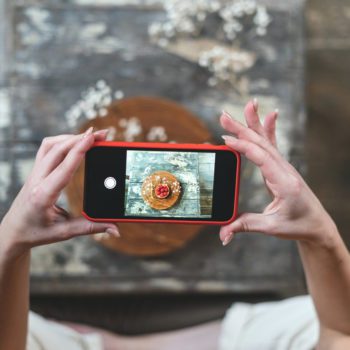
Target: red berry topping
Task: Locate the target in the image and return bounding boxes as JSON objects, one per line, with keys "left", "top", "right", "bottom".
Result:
{"left": 155, "top": 184, "right": 170, "bottom": 198}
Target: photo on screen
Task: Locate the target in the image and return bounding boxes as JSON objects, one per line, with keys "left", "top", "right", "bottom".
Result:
{"left": 124, "top": 150, "right": 216, "bottom": 218}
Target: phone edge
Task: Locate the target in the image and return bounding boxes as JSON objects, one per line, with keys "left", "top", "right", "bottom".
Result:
{"left": 82, "top": 141, "right": 241, "bottom": 226}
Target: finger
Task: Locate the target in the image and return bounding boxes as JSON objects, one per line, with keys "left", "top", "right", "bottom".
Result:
{"left": 220, "top": 112, "right": 281, "bottom": 162}
{"left": 222, "top": 126, "right": 303, "bottom": 193}
{"left": 221, "top": 107, "right": 303, "bottom": 188}
{"left": 37, "top": 133, "right": 87, "bottom": 179}
{"left": 93, "top": 129, "right": 109, "bottom": 139}
{"left": 35, "top": 129, "right": 109, "bottom": 164}
{"left": 40, "top": 129, "right": 95, "bottom": 203}
{"left": 244, "top": 99, "right": 265, "bottom": 135}
{"left": 38, "top": 129, "right": 111, "bottom": 178}
{"left": 220, "top": 212, "right": 273, "bottom": 245}
{"left": 222, "top": 135, "right": 288, "bottom": 187}
{"left": 220, "top": 114, "right": 277, "bottom": 197}
{"left": 36, "top": 135, "right": 73, "bottom": 162}
{"left": 44, "top": 218, "right": 120, "bottom": 244}
{"left": 220, "top": 111, "right": 246, "bottom": 136}
{"left": 263, "top": 110, "right": 278, "bottom": 147}
{"left": 221, "top": 107, "right": 299, "bottom": 182}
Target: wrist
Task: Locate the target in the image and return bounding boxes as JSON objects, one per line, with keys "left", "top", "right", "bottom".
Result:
{"left": 0, "top": 219, "right": 29, "bottom": 265}
{"left": 300, "top": 215, "right": 341, "bottom": 251}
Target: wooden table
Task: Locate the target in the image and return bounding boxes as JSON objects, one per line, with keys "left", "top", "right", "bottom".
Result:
{"left": 0, "top": 0, "right": 306, "bottom": 297}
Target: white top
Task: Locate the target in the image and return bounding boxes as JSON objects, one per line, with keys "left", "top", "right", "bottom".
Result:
{"left": 27, "top": 311, "right": 103, "bottom": 350}
{"left": 219, "top": 295, "right": 319, "bottom": 350}
{"left": 27, "top": 295, "right": 318, "bottom": 350}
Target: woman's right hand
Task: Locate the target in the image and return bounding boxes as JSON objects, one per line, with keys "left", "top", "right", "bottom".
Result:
{"left": 0, "top": 128, "right": 120, "bottom": 261}
{"left": 220, "top": 100, "right": 338, "bottom": 247}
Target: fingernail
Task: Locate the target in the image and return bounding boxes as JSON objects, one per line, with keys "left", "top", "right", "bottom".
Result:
{"left": 222, "top": 232, "right": 234, "bottom": 246}
{"left": 83, "top": 126, "right": 94, "bottom": 138}
{"left": 222, "top": 135, "right": 237, "bottom": 143}
{"left": 222, "top": 110, "right": 233, "bottom": 120}
{"left": 105, "top": 227, "right": 120, "bottom": 237}
{"left": 94, "top": 128, "right": 110, "bottom": 136}
{"left": 253, "top": 98, "right": 258, "bottom": 112}
{"left": 274, "top": 108, "right": 279, "bottom": 116}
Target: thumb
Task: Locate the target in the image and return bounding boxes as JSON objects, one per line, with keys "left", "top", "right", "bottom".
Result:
{"left": 49, "top": 217, "right": 120, "bottom": 242}
{"left": 220, "top": 213, "right": 270, "bottom": 246}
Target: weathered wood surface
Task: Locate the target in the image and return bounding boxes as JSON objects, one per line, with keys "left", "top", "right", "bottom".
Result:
{"left": 0, "top": 0, "right": 306, "bottom": 295}
{"left": 125, "top": 151, "right": 214, "bottom": 217}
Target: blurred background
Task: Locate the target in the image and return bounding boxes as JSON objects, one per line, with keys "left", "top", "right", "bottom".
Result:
{"left": 0, "top": 0, "right": 348, "bottom": 336}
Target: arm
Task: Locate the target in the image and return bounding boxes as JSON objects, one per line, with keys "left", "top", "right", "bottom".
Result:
{"left": 0, "top": 245, "right": 30, "bottom": 350}
{"left": 220, "top": 101, "right": 350, "bottom": 349}
{"left": 298, "top": 234, "right": 350, "bottom": 349}
{"left": 0, "top": 128, "right": 120, "bottom": 350}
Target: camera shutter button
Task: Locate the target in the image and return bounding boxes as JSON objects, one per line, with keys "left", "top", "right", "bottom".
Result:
{"left": 104, "top": 177, "right": 117, "bottom": 189}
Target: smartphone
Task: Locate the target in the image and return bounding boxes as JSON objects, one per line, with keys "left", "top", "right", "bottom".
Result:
{"left": 82, "top": 142, "right": 240, "bottom": 225}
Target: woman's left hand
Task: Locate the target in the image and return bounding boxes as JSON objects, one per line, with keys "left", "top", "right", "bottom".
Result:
{"left": 219, "top": 101, "right": 336, "bottom": 247}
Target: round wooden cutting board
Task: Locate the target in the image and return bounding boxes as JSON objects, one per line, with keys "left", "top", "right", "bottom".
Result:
{"left": 65, "top": 96, "right": 214, "bottom": 256}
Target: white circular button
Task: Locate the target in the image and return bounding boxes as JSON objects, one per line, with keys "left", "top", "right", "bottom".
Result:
{"left": 104, "top": 177, "right": 117, "bottom": 190}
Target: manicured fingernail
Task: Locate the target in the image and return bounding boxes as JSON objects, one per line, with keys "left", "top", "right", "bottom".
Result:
{"left": 222, "top": 110, "right": 233, "bottom": 120}
{"left": 274, "top": 108, "right": 279, "bottom": 116}
{"left": 253, "top": 98, "right": 258, "bottom": 112}
{"left": 105, "top": 227, "right": 120, "bottom": 237}
{"left": 222, "top": 232, "right": 234, "bottom": 246}
{"left": 83, "top": 126, "right": 94, "bottom": 138}
{"left": 94, "top": 128, "right": 109, "bottom": 135}
{"left": 222, "top": 135, "right": 237, "bottom": 143}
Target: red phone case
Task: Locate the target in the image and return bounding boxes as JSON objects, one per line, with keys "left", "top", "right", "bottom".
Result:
{"left": 82, "top": 141, "right": 241, "bottom": 225}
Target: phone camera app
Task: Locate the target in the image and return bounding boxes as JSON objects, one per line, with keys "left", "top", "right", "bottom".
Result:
{"left": 124, "top": 150, "right": 215, "bottom": 218}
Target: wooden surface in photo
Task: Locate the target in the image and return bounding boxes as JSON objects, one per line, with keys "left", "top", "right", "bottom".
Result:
{"left": 126, "top": 151, "right": 201, "bottom": 216}
{"left": 126, "top": 152, "right": 216, "bottom": 217}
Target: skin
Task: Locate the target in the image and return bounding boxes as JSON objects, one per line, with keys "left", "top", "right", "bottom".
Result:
{"left": 220, "top": 100, "right": 350, "bottom": 349}
{"left": 0, "top": 127, "right": 120, "bottom": 350}
{"left": 1, "top": 101, "right": 350, "bottom": 349}
{"left": 60, "top": 320, "right": 221, "bottom": 350}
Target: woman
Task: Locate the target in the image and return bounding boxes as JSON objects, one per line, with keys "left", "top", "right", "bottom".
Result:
{"left": 1, "top": 101, "right": 349, "bottom": 350}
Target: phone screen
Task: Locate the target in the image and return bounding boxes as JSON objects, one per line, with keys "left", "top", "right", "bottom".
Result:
{"left": 124, "top": 150, "right": 216, "bottom": 218}
{"left": 83, "top": 145, "right": 239, "bottom": 223}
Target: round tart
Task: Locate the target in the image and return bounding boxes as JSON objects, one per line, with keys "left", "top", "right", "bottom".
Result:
{"left": 141, "top": 171, "right": 181, "bottom": 210}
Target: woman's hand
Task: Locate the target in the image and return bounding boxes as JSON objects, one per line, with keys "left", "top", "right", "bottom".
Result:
{"left": 0, "top": 127, "right": 120, "bottom": 261}
{"left": 220, "top": 100, "right": 337, "bottom": 246}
